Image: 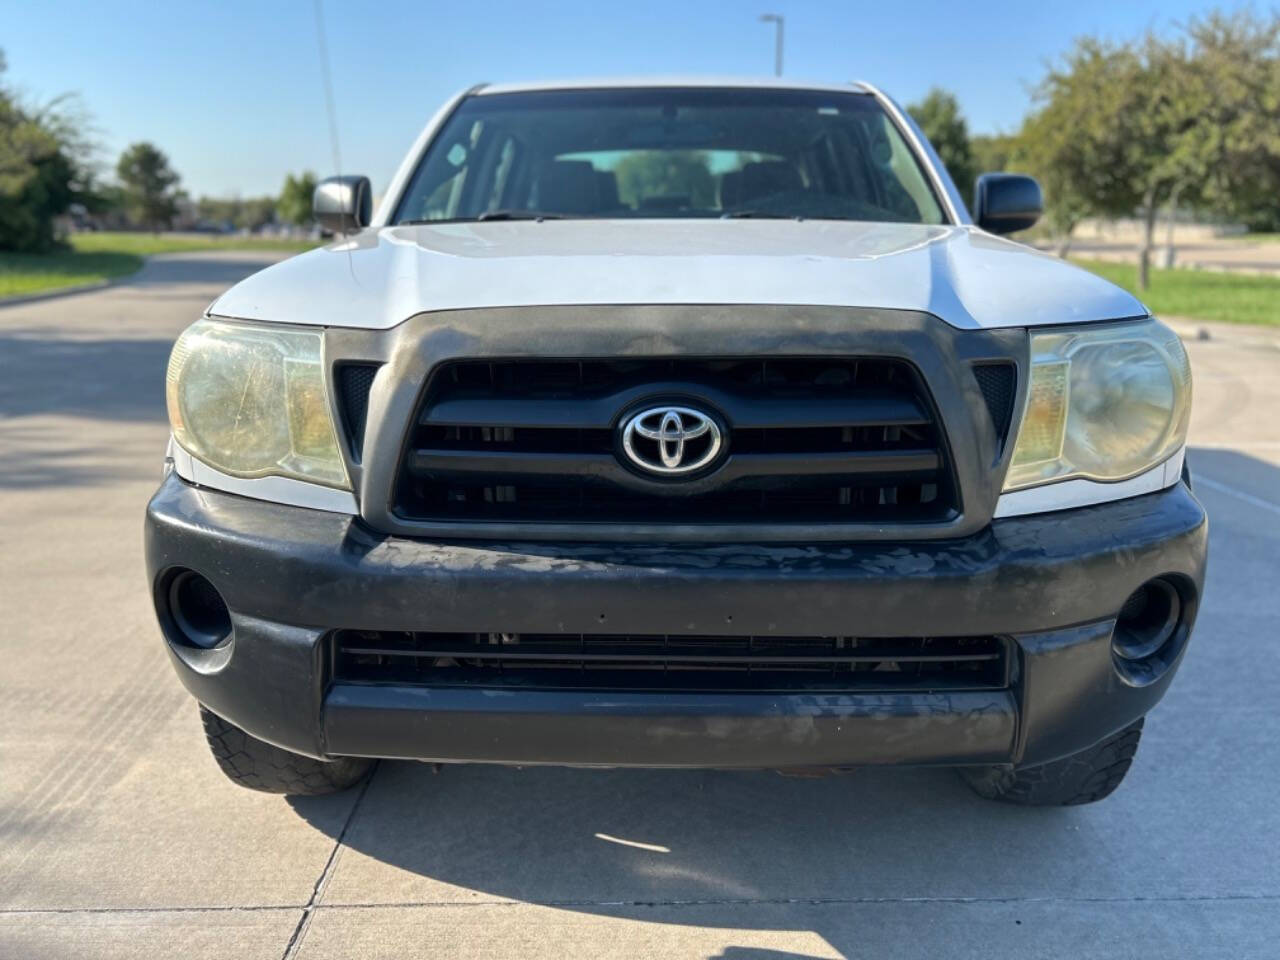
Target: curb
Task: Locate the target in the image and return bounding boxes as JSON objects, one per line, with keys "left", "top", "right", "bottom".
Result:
{"left": 0, "top": 266, "right": 141, "bottom": 310}
{"left": 0, "top": 247, "right": 299, "bottom": 311}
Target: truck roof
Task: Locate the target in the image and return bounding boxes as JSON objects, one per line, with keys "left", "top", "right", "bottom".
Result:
{"left": 474, "top": 76, "right": 872, "bottom": 96}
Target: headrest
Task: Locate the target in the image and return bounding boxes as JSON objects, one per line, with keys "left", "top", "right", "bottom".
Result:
{"left": 536, "top": 161, "right": 599, "bottom": 214}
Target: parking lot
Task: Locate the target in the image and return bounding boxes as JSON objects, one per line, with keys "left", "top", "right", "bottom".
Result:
{"left": 2, "top": 251, "right": 1279, "bottom": 959}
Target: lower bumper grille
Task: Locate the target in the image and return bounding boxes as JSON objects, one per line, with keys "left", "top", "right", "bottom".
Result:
{"left": 332, "top": 631, "right": 1009, "bottom": 693}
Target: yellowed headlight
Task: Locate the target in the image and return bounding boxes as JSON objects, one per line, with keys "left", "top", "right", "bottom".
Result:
{"left": 1005, "top": 318, "right": 1190, "bottom": 491}
{"left": 166, "top": 318, "right": 349, "bottom": 489}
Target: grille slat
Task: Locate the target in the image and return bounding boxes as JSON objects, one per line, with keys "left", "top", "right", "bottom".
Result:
{"left": 407, "top": 449, "right": 940, "bottom": 481}
{"left": 337, "top": 646, "right": 1003, "bottom": 664}
{"left": 395, "top": 357, "right": 957, "bottom": 525}
{"left": 333, "top": 631, "right": 1009, "bottom": 693}
{"left": 422, "top": 388, "right": 930, "bottom": 430}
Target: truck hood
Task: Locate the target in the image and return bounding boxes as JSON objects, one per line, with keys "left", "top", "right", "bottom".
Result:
{"left": 210, "top": 220, "right": 1146, "bottom": 331}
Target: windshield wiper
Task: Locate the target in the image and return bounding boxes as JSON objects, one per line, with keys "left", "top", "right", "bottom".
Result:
{"left": 720, "top": 211, "right": 805, "bottom": 221}
{"left": 399, "top": 211, "right": 566, "bottom": 226}
{"left": 477, "top": 209, "right": 565, "bottom": 222}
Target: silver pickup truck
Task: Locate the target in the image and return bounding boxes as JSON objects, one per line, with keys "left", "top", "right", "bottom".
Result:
{"left": 147, "top": 78, "right": 1204, "bottom": 806}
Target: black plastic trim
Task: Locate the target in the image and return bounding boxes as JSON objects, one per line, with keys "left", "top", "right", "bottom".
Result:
{"left": 335, "top": 362, "right": 380, "bottom": 462}
{"left": 323, "top": 686, "right": 1016, "bottom": 766}
{"left": 145, "top": 475, "right": 1206, "bottom": 765}
{"left": 974, "top": 173, "right": 1042, "bottom": 235}
{"left": 971, "top": 361, "right": 1017, "bottom": 452}
{"left": 421, "top": 383, "right": 930, "bottom": 430}
{"left": 147, "top": 473, "right": 1205, "bottom": 640}
{"left": 406, "top": 448, "right": 940, "bottom": 484}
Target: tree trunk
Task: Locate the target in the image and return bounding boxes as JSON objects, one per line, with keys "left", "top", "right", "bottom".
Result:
{"left": 1053, "top": 222, "right": 1077, "bottom": 258}
{"left": 1162, "top": 184, "right": 1184, "bottom": 269}
{"left": 1137, "top": 190, "right": 1158, "bottom": 292}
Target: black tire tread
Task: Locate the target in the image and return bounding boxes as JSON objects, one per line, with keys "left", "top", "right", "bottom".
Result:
{"left": 200, "top": 706, "right": 372, "bottom": 795}
{"left": 961, "top": 718, "right": 1144, "bottom": 806}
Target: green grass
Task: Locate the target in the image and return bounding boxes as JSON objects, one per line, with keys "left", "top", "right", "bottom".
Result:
{"left": 1074, "top": 258, "right": 1280, "bottom": 326}
{"left": 0, "top": 250, "right": 145, "bottom": 299}
{"left": 1234, "top": 232, "right": 1280, "bottom": 246}
{"left": 68, "top": 231, "right": 318, "bottom": 256}
{"left": 0, "top": 232, "right": 318, "bottom": 300}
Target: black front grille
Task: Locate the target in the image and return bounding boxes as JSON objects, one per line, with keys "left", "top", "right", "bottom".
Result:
{"left": 333, "top": 631, "right": 1009, "bottom": 693}
{"left": 395, "top": 358, "right": 958, "bottom": 525}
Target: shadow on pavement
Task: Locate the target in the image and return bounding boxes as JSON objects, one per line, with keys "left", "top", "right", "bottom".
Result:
{"left": 0, "top": 333, "right": 172, "bottom": 421}
{"left": 289, "top": 760, "right": 1076, "bottom": 957}
{"left": 0, "top": 428, "right": 133, "bottom": 490}
{"left": 0, "top": 331, "right": 173, "bottom": 488}
{"left": 1185, "top": 446, "right": 1280, "bottom": 505}
{"left": 123, "top": 253, "right": 285, "bottom": 289}
{"left": 0, "top": 252, "right": 289, "bottom": 426}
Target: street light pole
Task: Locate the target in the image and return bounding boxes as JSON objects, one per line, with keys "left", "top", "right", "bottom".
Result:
{"left": 759, "top": 13, "right": 784, "bottom": 76}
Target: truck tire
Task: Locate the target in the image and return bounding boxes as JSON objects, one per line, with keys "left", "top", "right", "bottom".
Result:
{"left": 199, "top": 706, "right": 373, "bottom": 795}
{"left": 960, "top": 718, "right": 1144, "bottom": 806}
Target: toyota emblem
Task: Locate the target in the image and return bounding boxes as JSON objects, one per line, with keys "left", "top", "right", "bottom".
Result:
{"left": 620, "top": 405, "right": 724, "bottom": 476}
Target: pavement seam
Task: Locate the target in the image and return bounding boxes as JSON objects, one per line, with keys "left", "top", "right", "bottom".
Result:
{"left": 7, "top": 892, "right": 1280, "bottom": 917}
{"left": 305, "top": 893, "right": 1280, "bottom": 909}
{"left": 0, "top": 905, "right": 303, "bottom": 916}
{"left": 279, "top": 766, "right": 377, "bottom": 960}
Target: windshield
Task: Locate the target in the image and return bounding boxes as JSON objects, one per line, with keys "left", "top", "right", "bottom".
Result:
{"left": 393, "top": 88, "right": 947, "bottom": 225}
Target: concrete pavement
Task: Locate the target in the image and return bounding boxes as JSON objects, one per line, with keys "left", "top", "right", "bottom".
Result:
{"left": 2, "top": 252, "right": 1279, "bottom": 959}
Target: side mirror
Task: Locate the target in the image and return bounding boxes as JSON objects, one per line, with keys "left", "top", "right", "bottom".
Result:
{"left": 973, "top": 173, "right": 1042, "bottom": 235}
{"left": 313, "top": 175, "right": 372, "bottom": 235}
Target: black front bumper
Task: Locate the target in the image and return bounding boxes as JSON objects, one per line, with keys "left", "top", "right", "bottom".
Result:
{"left": 145, "top": 473, "right": 1207, "bottom": 769}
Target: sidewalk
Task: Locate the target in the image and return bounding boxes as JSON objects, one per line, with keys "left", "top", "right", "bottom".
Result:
{"left": 1063, "top": 237, "right": 1280, "bottom": 276}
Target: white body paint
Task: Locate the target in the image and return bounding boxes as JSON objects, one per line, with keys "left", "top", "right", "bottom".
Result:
{"left": 210, "top": 220, "right": 1145, "bottom": 334}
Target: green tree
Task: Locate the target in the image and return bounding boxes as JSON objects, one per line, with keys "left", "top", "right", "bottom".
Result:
{"left": 235, "top": 196, "right": 276, "bottom": 231}
{"left": 1020, "top": 37, "right": 1188, "bottom": 285}
{"left": 1013, "top": 42, "right": 1119, "bottom": 259}
{"left": 0, "top": 49, "right": 87, "bottom": 251}
{"left": 278, "top": 171, "right": 318, "bottom": 227}
{"left": 196, "top": 196, "right": 242, "bottom": 228}
{"left": 907, "top": 88, "right": 978, "bottom": 202}
{"left": 1178, "top": 11, "right": 1280, "bottom": 233}
{"left": 193, "top": 195, "right": 276, "bottom": 231}
{"left": 116, "top": 142, "right": 180, "bottom": 231}
{"left": 1127, "top": 32, "right": 1209, "bottom": 288}
{"left": 1021, "top": 13, "right": 1280, "bottom": 286}
{"left": 614, "top": 152, "right": 714, "bottom": 210}
{"left": 969, "top": 134, "right": 1018, "bottom": 177}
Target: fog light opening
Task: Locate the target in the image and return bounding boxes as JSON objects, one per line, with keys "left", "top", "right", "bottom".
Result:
{"left": 1112, "top": 577, "right": 1188, "bottom": 686}
{"left": 1113, "top": 579, "right": 1181, "bottom": 661}
{"left": 167, "top": 570, "right": 232, "bottom": 649}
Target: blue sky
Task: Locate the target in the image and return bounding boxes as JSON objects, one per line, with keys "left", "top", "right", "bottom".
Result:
{"left": 1, "top": 0, "right": 1247, "bottom": 198}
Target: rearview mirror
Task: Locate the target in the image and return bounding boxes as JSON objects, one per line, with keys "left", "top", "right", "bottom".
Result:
{"left": 313, "top": 175, "right": 372, "bottom": 235}
{"left": 973, "top": 173, "right": 1042, "bottom": 235}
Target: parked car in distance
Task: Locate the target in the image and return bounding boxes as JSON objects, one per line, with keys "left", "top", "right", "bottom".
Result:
{"left": 148, "top": 78, "right": 1204, "bottom": 805}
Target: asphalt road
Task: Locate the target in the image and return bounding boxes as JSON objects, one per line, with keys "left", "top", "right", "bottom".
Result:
{"left": 3, "top": 252, "right": 1279, "bottom": 959}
